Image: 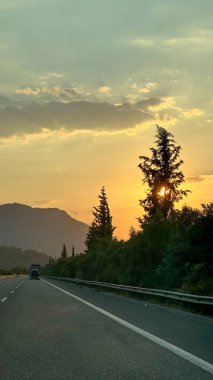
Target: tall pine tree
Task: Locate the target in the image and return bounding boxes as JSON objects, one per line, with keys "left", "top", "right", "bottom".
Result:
{"left": 61, "top": 244, "right": 68, "bottom": 258}
{"left": 85, "top": 187, "right": 115, "bottom": 251}
{"left": 138, "top": 126, "right": 190, "bottom": 224}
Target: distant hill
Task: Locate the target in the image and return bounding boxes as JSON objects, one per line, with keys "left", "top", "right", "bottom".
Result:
{"left": 0, "top": 246, "right": 49, "bottom": 270}
{"left": 0, "top": 203, "right": 89, "bottom": 258}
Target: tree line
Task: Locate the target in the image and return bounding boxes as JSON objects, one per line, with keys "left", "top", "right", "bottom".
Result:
{"left": 45, "top": 126, "right": 213, "bottom": 295}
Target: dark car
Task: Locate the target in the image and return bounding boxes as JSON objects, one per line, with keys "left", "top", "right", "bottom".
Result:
{"left": 30, "top": 269, "right": 40, "bottom": 280}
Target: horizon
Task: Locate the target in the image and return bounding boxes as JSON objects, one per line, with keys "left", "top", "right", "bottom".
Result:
{"left": 0, "top": 0, "right": 212, "bottom": 239}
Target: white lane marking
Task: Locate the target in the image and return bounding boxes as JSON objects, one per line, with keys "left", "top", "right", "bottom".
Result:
{"left": 42, "top": 279, "right": 213, "bottom": 375}
{"left": 1, "top": 297, "right": 7, "bottom": 302}
{"left": 10, "top": 291, "right": 15, "bottom": 293}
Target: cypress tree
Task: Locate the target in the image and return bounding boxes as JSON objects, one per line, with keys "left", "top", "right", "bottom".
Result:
{"left": 85, "top": 187, "right": 115, "bottom": 251}
{"left": 61, "top": 244, "right": 67, "bottom": 258}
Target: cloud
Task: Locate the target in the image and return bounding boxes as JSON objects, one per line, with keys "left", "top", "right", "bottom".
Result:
{"left": 132, "top": 38, "right": 155, "bottom": 47}
{"left": 1, "top": 94, "right": 201, "bottom": 141}
{"left": 46, "top": 72, "right": 64, "bottom": 78}
{"left": 186, "top": 176, "right": 204, "bottom": 183}
{"left": 165, "top": 37, "right": 205, "bottom": 45}
{"left": 15, "top": 88, "right": 41, "bottom": 95}
{"left": 164, "top": 30, "right": 213, "bottom": 46}
{"left": 64, "top": 87, "right": 79, "bottom": 95}
{"left": 0, "top": 98, "right": 169, "bottom": 139}
{"left": 0, "top": 128, "right": 93, "bottom": 146}
{"left": 182, "top": 108, "right": 203, "bottom": 118}
{"left": 33, "top": 200, "right": 50, "bottom": 206}
{"left": 98, "top": 86, "right": 111, "bottom": 94}
{"left": 145, "top": 97, "right": 203, "bottom": 120}
{"left": 39, "top": 72, "right": 64, "bottom": 80}
{"left": 15, "top": 86, "right": 78, "bottom": 97}
{"left": 146, "top": 97, "right": 176, "bottom": 111}
{"left": 135, "top": 98, "right": 163, "bottom": 109}
{"left": 138, "top": 87, "right": 150, "bottom": 94}
{"left": 138, "top": 82, "right": 158, "bottom": 94}
{"left": 130, "top": 81, "right": 158, "bottom": 94}
{"left": 32, "top": 199, "right": 62, "bottom": 208}
{"left": 130, "top": 30, "right": 213, "bottom": 49}
{"left": 186, "top": 175, "right": 213, "bottom": 183}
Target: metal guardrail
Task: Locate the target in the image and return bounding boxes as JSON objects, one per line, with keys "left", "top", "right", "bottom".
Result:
{"left": 43, "top": 276, "right": 213, "bottom": 306}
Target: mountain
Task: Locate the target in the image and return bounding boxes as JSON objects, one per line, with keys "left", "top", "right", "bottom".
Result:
{"left": 0, "top": 247, "right": 49, "bottom": 270}
{"left": 0, "top": 203, "right": 89, "bottom": 258}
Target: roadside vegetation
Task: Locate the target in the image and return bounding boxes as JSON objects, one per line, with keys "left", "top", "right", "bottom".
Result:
{"left": 45, "top": 126, "right": 213, "bottom": 296}
{"left": 0, "top": 247, "right": 49, "bottom": 273}
{"left": 0, "top": 268, "right": 16, "bottom": 276}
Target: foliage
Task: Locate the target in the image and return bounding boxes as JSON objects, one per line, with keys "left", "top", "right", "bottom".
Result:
{"left": 44, "top": 128, "right": 212, "bottom": 296}
{"left": 0, "top": 268, "right": 14, "bottom": 275}
{"left": 157, "top": 203, "right": 213, "bottom": 294}
{"left": 45, "top": 202, "right": 212, "bottom": 295}
{"left": 61, "top": 244, "right": 68, "bottom": 258}
{"left": 85, "top": 187, "right": 115, "bottom": 251}
{"left": 138, "top": 126, "right": 190, "bottom": 224}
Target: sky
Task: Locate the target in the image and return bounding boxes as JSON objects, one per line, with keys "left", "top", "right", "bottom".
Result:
{"left": 0, "top": 0, "right": 212, "bottom": 239}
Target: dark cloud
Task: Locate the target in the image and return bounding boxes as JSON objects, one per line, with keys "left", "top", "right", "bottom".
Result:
{"left": 135, "top": 98, "right": 162, "bottom": 109}
{"left": 63, "top": 88, "right": 79, "bottom": 96}
{"left": 0, "top": 98, "right": 165, "bottom": 137}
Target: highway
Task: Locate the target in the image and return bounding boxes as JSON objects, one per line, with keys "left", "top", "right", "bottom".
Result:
{"left": 0, "top": 276, "right": 212, "bottom": 380}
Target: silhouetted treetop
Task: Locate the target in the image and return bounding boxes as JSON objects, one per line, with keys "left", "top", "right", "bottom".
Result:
{"left": 85, "top": 187, "right": 115, "bottom": 251}
{"left": 61, "top": 244, "right": 68, "bottom": 258}
{"left": 138, "top": 125, "right": 190, "bottom": 224}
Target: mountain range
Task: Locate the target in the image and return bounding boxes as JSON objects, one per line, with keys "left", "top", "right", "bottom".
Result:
{"left": 0, "top": 203, "right": 89, "bottom": 258}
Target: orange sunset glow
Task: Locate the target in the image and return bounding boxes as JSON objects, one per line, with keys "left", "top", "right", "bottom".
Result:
{"left": 0, "top": 1, "right": 212, "bottom": 240}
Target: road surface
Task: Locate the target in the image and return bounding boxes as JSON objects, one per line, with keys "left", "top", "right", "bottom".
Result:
{"left": 0, "top": 276, "right": 212, "bottom": 379}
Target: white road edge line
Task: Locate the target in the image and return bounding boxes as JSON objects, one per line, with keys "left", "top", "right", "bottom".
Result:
{"left": 10, "top": 291, "right": 15, "bottom": 293}
{"left": 1, "top": 297, "right": 7, "bottom": 302}
{"left": 42, "top": 279, "right": 213, "bottom": 375}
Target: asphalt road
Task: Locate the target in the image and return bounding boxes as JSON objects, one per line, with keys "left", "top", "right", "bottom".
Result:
{"left": 0, "top": 276, "right": 212, "bottom": 380}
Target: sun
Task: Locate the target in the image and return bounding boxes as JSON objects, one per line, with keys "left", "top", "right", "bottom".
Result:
{"left": 158, "top": 186, "right": 170, "bottom": 197}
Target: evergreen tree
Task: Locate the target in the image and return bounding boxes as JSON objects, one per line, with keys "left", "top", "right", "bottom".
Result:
{"left": 129, "top": 226, "right": 137, "bottom": 239}
{"left": 49, "top": 256, "right": 53, "bottom": 264}
{"left": 85, "top": 187, "right": 115, "bottom": 251}
{"left": 61, "top": 244, "right": 67, "bottom": 258}
{"left": 138, "top": 125, "right": 190, "bottom": 224}
{"left": 72, "top": 246, "right": 75, "bottom": 257}
{"left": 85, "top": 221, "right": 98, "bottom": 251}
